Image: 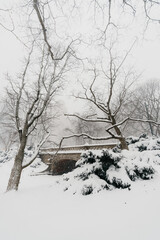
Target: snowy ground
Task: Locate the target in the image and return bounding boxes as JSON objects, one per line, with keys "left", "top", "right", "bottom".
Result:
{"left": 0, "top": 141, "right": 160, "bottom": 240}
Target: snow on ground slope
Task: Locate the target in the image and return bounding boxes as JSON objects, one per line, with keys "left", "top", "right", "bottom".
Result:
{"left": 0, "top": 137, "right": 160, "bottom": 240}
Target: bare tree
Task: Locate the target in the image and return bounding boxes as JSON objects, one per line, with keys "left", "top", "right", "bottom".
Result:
{"left": 5, "top": 43, "right": 71, "bottom": 191}
{"left": 129, "top": 80, "right": 160, "bottom": 136}
{"left": 63, "top": 43, "right": 160, "bottom": 150}
{"left": 64, "top": 45, "right": 137, "bottom": 150}
{"left": 91, "top": 0, "right": 160, "bottom": 30}
{"left": 1, "top": 0, "right": 160, "bottom": 48}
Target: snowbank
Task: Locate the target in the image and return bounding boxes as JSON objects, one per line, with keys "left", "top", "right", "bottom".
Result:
{"left": 0, "top": 136, "right": 160, "bottom": 240}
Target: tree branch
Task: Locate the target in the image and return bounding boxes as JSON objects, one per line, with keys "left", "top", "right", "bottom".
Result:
{"left": 57, "top": 133, "right": 120, "bottom": 151}
{"left": 65, "top": 113, "right": 111, "bottom": 123}
{"left": 106, "top": 117, "right": 160, "bottom": 132}
{"left": 22, "top": 133, "right": 50, "bottom": 169}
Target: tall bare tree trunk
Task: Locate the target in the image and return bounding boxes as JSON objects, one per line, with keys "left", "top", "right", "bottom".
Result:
{"left": 7, "top": 135, "right": 27, "bottom": 191}
{"left": 119, "top": 136, "right": 128, "bottom": 150}
{"left": 111, "top": 116, "right": 128, "bottom": 150}
{"left": 7, "top": 157, "right": 23, "bottom": 191}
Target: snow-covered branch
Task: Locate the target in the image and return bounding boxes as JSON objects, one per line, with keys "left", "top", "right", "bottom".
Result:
{"left": 22, "top": 133, "right": 50, "bottom": 169}
{"left": 106, "top": 117, "right": 160, "bottom": 132}
{"left": 65, "top": 114, "right": 111, "bottom": 124}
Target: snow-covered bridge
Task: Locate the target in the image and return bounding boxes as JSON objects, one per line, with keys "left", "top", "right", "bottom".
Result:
{"left": 39, "top": 143, "right": 117, "bottom": 175}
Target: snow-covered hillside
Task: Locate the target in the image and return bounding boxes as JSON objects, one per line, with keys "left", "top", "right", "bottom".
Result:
{"left": 0, "top": 135, "right": 160, "bottom": 240}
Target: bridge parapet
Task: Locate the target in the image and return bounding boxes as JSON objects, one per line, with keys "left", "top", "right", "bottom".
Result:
{"left": 39, "top": 143, "right": 117, "bottom": 175}
{"left": 40, "top": 143, "right": 117, "bottom": 154}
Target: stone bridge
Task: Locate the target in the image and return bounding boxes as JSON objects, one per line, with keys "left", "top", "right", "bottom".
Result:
{"left": 39, "top": 143, "right": 117, "bottom": 175}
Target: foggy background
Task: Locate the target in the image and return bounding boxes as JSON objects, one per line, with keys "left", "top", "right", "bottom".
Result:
{"left": 0, "top": 0, "right": 160, "bottom": 149}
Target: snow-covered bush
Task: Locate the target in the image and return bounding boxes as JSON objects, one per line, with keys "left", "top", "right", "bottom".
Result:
{"left": 75, "top": 150, "right": 121, "bottom": 182}
{"left": 126, "top": 164, "right": 155, "bottom": 181}
{"left": 106, "top": 166, "right": 131, "bottom": 189}
{"left": 120, "top": 150, "right": 156, "bottom": 182}
{"left": 58, "top": 136, "right": 160, "bottom": 195}
{"left": 127, "top": 134, "right": 160, "bottom": 152}
{"left": 126, "top": 133, "right": 147, "bottom": 145}
{"left": 58, "top": 150, "right": 131, "bottom": 195}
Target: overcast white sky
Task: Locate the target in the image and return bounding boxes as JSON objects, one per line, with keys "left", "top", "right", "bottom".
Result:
{"left": 0, "top": 1, "right": 160, "bottom": 104}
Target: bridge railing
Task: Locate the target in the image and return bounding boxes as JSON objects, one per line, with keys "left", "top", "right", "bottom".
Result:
{"left": 40, "top": 143, "right": 117, "bottom": 154}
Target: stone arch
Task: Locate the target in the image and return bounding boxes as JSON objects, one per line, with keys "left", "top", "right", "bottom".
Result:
{"left": 51, "top": 159, "right": 76, "bottom": 175}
